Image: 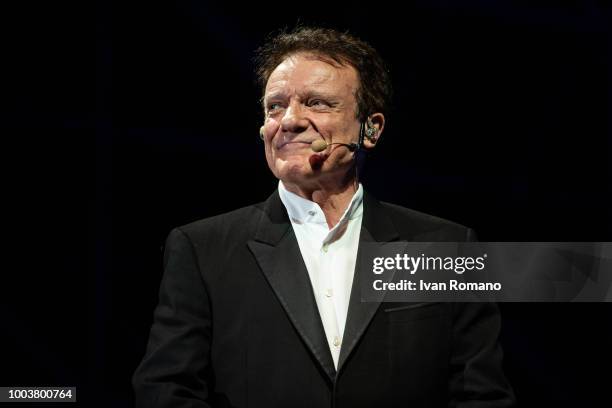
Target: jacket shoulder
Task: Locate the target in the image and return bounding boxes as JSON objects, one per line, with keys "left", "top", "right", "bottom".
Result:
{"left": 174, "top": 201, "right": 266, "bottom": 243}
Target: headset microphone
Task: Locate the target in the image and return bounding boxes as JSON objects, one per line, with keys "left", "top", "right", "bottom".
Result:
{"left": 262, "top": 119, "right": 375, "bottom": 152}
{"left": 310, "top": 140, "right": 358, "bottom": 152}
{"left": 310, "top": 121, "right": 372, "bottom": 153}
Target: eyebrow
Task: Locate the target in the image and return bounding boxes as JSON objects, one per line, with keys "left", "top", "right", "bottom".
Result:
{"left": 263, "top": 90, "right": 338, "bottom": 106}
{"left": 262, "top": 92, "right": 284, "bottom": 106}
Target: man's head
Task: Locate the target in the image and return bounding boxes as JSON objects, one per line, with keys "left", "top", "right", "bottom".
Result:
{"left": 254, "top": 27, "right": 392, "bottom": 190}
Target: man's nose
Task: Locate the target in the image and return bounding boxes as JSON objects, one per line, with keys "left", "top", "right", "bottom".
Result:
{"left": 280, "top": 102, "right": 309, "bottom": 134}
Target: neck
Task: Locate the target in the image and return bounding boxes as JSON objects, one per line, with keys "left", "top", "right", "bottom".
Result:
{"left": 282, "top": 172, "right": 359, "bottom": 229}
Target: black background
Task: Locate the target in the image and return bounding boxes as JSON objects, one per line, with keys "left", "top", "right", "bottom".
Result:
{"left": 2, "top": 1, "right": 611, "bottom": 407}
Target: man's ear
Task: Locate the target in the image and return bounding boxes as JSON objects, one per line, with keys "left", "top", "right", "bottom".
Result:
{"left": 362, "top": 112, "right": 385, "bottom": 150}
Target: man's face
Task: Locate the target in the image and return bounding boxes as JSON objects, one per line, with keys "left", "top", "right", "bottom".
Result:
{"left": 261, "top": 53, "right": 362, "bottom": 188}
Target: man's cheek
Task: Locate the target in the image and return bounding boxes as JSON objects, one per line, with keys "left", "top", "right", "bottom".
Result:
{"left": 309, "top": 154, "right": 325, "bottom": 170}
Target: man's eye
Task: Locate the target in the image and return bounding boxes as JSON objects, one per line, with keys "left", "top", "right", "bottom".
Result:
{"left": 309, "top": 99, "right": 329, "bottom": 107}
{"left": 268, "top": 103, "right": 283, "bottom": 111}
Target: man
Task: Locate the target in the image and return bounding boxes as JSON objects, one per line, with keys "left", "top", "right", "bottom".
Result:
{"left": 133, "top": 26, "right": 515, "bottom": 407}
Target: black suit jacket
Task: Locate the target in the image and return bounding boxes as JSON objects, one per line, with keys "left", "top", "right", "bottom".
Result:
{"left": 133, "top": 189, "right": 515, "bottom": 407}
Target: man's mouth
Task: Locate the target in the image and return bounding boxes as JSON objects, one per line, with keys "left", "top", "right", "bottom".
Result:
{"left": 277, "top": 141, "right": 313, "bottom": 150}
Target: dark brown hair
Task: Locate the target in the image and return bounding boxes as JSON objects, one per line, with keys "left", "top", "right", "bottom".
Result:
{"left": 254, "top": 26, "right": 393, "bottom": 122}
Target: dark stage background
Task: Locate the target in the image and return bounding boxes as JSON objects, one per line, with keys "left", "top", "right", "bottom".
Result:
{"left": 2, "top": 1, "right": 611, "bottom": 407}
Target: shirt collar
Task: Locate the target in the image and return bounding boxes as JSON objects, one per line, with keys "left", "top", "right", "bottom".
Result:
{"left": 278, "top": 180, "right": 364, "bottom": 227}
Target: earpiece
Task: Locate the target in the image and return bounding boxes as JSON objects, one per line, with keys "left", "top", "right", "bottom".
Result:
{"left": 364, "top": 117, "right": 377, "bottom": 142}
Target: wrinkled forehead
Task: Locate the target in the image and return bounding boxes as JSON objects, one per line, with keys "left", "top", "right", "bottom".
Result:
{"left": 264, "top": 53, "right": 359, "bottom": 98}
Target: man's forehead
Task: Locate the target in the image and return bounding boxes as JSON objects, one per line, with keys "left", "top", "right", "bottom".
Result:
{"left": 265, "top": 53, "right": 358, "bottom": 96}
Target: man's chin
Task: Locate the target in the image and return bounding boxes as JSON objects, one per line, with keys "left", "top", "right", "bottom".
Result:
{"left": 275, "top": 161, "right": 324, "bottom": 184}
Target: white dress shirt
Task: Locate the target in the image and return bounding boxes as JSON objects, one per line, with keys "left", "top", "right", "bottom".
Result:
{"left": 278, "top": 180, "right": 364, "bottom": 368}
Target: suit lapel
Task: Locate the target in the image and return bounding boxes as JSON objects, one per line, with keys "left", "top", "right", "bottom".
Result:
{"left": 247, "top": 190, "right": 336, "bottom": 381}
{"left": 337, "top": 190, "right": 400, "bottom": 372}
